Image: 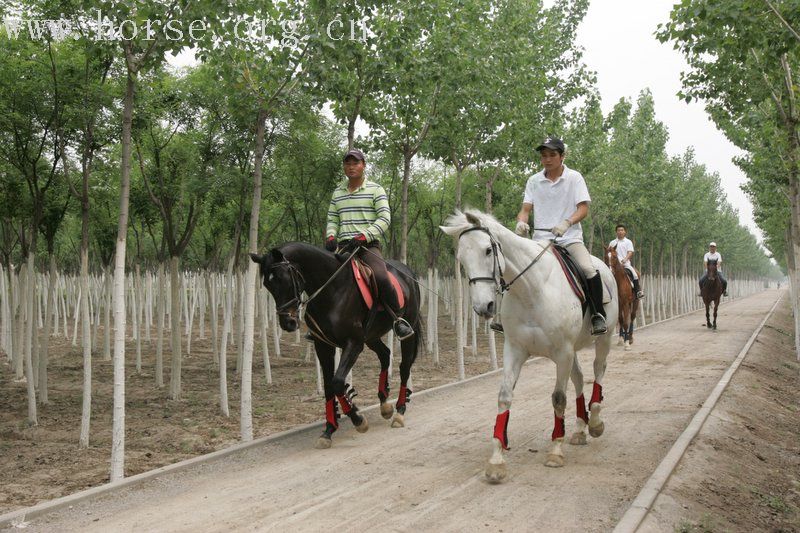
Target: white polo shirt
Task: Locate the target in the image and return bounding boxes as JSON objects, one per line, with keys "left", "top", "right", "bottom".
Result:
{"left": 704, "top": 251, "right": 722, "bottom": 263}
{"left": 609, "top": 237, "right": 634, "bottom": 267}
{"left": 523, "top": 164, "right": 591, "bottom": 245}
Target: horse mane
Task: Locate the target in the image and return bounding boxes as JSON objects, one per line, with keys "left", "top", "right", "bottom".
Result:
{"left": 442, "top": 208, "right": 515, "bottom": 237}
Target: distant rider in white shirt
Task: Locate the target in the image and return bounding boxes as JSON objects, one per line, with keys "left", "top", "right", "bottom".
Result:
{"left": 513, "top": 137, "right": 608, "bottom": 336}
{"left": 699, "top": 242, "right": 728, "bottom": 296}
{"left": 608, "top": 224, "right": 644, "bottom": 299}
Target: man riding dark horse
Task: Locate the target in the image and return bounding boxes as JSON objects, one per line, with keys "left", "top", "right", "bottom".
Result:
{"left": 699, "top": 242, "right": 728, "bottom": 296}
{"left": 326, "top": 149, "right": 414, "bottom": 340}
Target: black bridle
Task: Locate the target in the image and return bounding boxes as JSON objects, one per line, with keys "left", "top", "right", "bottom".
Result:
{"left": 268, "top": 260, "right": 306, "bottom": 318}
{"left": 457, "top": 226, "right": 553, "bottom": 295}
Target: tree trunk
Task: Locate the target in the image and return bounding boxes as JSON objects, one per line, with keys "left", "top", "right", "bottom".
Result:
{"left": 39, "top": 254, "right": 57, "bottom": 405}
{"left": 454, "top": 164, "right": 465, "bottom": 380}
{"left": 79, "top": 243, "right": 92, "bottom": 448}
{"left": 241, "top": 106, "right": 268, "bottom": 442}
{"left": 169, "top": 255, "right": 182, "bottom": 400}
{"left": 400, "top": 152, "right": 412, "bottom": 263}
{"left": 155, "top": 261, "right": 166, "bottom": 388}
{"left": 24, "top": 255, "right": 37, "bottom": 425}
{"left": 110, "top": 67, "right": 135, "bottom": 482}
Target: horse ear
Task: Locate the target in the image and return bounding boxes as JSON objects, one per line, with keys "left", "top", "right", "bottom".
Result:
{"left": 465, "top": 211, "right": 481, "bottom": 226}
{"left": 440, "top": 224, "right": 460, "bottom": 236}
{"left": 249, "top": 253, "right": 263, "bottom": 264}
{"left": 269, "top": 248, "right": 284, "bottom": 263}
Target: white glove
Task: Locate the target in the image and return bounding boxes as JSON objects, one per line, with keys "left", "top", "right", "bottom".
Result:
{"left": 551, "top": 219, "right": 572, "bottom": 237}
{"left": 514, "top": 220, "right": 530, "bottom": 236}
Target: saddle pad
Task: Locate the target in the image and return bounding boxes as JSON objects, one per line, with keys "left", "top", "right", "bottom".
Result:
{"left": 351, "top": 260, "right": 405, "bottom": 310}
{"left": 551, "top": 247, "right": 586, "bottom": 303}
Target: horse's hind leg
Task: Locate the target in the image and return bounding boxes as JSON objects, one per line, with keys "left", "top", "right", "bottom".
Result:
{"left": 314, "top": 342, "right": 338, "bottom": 449}
{"left": 486, "top": 341, "right": 526, "bottom": 483}
{"left": 568, "top": 358, "right": 589, "bottom": 446}
{"left": 589, "top": 333, "right": 611, "bottom": 439}
{"left": 333, "top": 339, "right": 369, "bottom": 433}
{"left": 546, "top": 349, "right": 576, "bottom": 468}
{"left": 366, "top": 339, "right": 393, "bottom": 419}
{"left": 392, "top": 330, "right": 420, "bottom": 428}
{"left": 713, "top": 300, "right": 719, "bottom": 330}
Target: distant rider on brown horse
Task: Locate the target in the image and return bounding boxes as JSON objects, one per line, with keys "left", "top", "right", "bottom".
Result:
{"left": 608, "top": 224, "right": 644, "bottom": 299}
{"left": 699, "top": 242, "right": 728, "bottom": 296}
{"left": 325, "top": 149, "right": 414, "bottom": 340}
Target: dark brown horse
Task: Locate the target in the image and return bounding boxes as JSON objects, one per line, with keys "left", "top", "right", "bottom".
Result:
{"left": 701, "top": 259, "right": 723, "bottom": 329}
{"left": 604, "top": 245, "right": 639, "bottom": 349}
{"left": 251, "top": 243, "right": 421, "bottom": 449}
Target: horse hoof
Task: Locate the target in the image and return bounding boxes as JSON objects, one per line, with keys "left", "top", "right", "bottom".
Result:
{"left": 315, "top": 436, "right": 332, "bottom": 449}
{"left": 545, "top": 454, "right": 565, "bottom": 468}
{"left": 569, "top": 432, "right": 587, "bottom": 446}
{"left": 391, "top": 413, "right": 405, "bottom": 428}
{"left": 589, "top": 421, "right": 605, "bottom": 438}
{"left": 485, "top": 462, "right": 508, "bottom": 483}
{"left": 355, "top": 415, "right": 369, "bottom": 433}
{"left": 624, "top": 343, "right": 631, "bottom": 352}
{"left": 380, "top": 402, "right": 394, "bottom": 420}
{"left": 617, "top": 338, "right": 623, "bottom": 346}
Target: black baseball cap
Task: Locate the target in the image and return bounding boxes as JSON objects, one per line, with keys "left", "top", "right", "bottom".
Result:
{"left": 343, "top": 149, "right": 366, "bottom": 162}
{"left": 536, "top": 137, "right": 565, "bottom": 153}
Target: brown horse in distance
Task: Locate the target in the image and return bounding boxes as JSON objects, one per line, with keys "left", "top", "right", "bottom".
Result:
{"left": 701, "top": 259, "right": 723, "bottom": 329}
{"left": 604, "top": 245, "right": 639, "bottom": 350}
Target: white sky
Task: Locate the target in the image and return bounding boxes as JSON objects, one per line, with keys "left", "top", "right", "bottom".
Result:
{"left": 168, "top": 0, "right": 760, "bottom": 242}
{"left": 573, "top": 0, "right": 759, "bottom": 241}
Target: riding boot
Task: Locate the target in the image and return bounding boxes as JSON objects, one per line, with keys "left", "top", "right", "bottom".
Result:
{"left": 632, "top": 278, "right": 644, "bottom": 299}
{"left": 384, "top": 301, "right": 414, "bottom": 340}
{"left": 722, "top": 281, "right": 728, "bottom": 297}
{"left": 587, "top": 273, "right": 608, "bottom": 336}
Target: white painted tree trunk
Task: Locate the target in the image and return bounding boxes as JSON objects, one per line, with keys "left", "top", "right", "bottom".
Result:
{"left": 259, "top": 286, "right": 272, "bottom": 384}
{"left": 219, "top": 257, "right": 233, "bottom": 417}
{"left": 24, "top": 256, "right": 37, "bottom": 425}
{"left": 169, "top": 256, "right": 182, "bottom": 400}
{"left": 455, "top": 259, "right": 465, "bottom": 380}
{"left": 79, "top": 245, "right": 92, "bottom": 448}
{"left": 156, "top": 262, "right": 166, "bottom": 388}
{"left": 39, "top": 255, "right": 57, "bottom": 405}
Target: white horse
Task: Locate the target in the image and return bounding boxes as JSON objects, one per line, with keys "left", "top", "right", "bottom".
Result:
{"left": 440, "top": 210, "right": 618, "bottom": 482}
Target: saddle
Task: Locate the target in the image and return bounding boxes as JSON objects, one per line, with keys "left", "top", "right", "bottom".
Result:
{"left": 551, "top": 245, "right": 612, "bottom": 314}
{"left": 351, "top": 258, "right": 405, "bottom": 311}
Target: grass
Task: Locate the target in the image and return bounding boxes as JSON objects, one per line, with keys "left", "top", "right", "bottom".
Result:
{"left": 675, "top": 514, "right": 717, "bottom": 532}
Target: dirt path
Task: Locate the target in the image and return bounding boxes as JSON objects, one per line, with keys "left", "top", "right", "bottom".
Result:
{"left": 5, "top": 290, "right": 783, "bottom": 532}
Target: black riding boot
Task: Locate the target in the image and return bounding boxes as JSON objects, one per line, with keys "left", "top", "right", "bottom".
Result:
{"left": 587, "top": 273, "right": 608, "bottom": 336}
{"left": 384, "top": 302, "right": 414, "bottom": 340}
{"left": 632, "top": 278, "right": 644, "bottom": 299}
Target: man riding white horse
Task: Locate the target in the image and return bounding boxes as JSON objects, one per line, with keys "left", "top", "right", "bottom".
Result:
{"left": 609, "top": 224, "right": 644, "bottom": 299}
{"left": 699, "top": 241, "right": 728, "bottom": 297}
{"left": 506, "top": 136, "right": 608, "bottom": 335}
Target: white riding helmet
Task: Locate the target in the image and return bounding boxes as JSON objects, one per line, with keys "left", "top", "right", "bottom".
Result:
{"left": 709, "top": 242, "right": 717, "bottom": 247}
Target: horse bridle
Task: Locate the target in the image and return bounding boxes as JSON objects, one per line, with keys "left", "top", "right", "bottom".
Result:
{"left": 267, "top": 260, "right": 306, "bottom": 319}
{"left": 458, "top": 226, "right": 553, "bottom": 295}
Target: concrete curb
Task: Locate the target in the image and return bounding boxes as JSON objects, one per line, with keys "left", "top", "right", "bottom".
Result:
{"left": 612, "top": 291, "right": 784, "bottom": 533}
{"left": 0, "top": 356, "right": 542, "bottom": 529}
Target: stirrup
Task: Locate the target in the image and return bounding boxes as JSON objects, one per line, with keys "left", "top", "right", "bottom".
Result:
{"left": 489, "top": 322, "right": 504, "bottom": 333}
{"left": 636, "top": 291, "right": 645, "bottom": 299}
{"left": 393, "top": 318, "right": 414, "bottom": 341}
{"left": 590, "top": 314, "right": 607, "bottom": 336}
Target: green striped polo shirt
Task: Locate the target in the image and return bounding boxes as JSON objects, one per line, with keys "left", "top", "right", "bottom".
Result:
{"left": 326, "top": 179, "right": 391, "bottom": 242}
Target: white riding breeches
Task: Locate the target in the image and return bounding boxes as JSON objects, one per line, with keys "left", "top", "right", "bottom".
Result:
{"left": 623, "top": 264, "right": 638, "bottom": 280}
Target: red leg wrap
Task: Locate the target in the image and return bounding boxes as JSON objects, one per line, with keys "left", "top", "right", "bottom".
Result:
{"left": 552, "top": 414, "right": 565, "bottom": 440}
{"left": 590, "top": 382, "right": 603, "bottom": 406}
{"left": 336, "top": 394, "right": 353, "bottom": 415}
{"left": 396, "top": 385, "right": 408, "bottom": 408}
{"left": 576, "top": 394, "right": 589, "bottom": 423}
{"left": 378, "top": 369, "right": 389, "bottom": 398}
{"left": 493, "top": 410, "right": 510, "bottom": 450}
{"left": 325, "top": 398, "right": 338, "bottom": 429}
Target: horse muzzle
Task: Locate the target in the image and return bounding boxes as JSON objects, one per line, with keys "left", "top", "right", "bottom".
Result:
{"left": 473, "top": 301, "right": 495, "bottom": 319}
{"left": 278, "top": 314, "right": 299, "bottom": 332}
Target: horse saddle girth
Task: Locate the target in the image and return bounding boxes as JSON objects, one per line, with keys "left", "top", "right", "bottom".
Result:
{"left": 351, "top": 259, "right": 405, "bottom": 311}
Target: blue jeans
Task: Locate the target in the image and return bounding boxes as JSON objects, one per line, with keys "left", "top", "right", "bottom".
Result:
{"left": 699, "top": 272, "right": 727, "bottom": 292}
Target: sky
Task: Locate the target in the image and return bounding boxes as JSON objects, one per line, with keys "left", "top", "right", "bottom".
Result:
{"left": 572, "top": 0, "right": 760, "bottom": 241}
{"left": 168, "top": 0, "right": 760, "bottom": 242}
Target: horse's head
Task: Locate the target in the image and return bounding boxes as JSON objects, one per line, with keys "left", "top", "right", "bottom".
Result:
{"left": 440, "top": 210, "right": 506, "bottom": 318}
{"left": 250, "top": 248, "right": 305, "bottom": 332}
{"left": 604, "top": 245, "right": 618, "bottom": 268}
{"left": 706, "top": 259, "right": 718, "bottom": 280}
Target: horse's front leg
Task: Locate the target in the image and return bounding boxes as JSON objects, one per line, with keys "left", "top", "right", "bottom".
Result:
{"left": 485, "top": 341, "right": 526, "bottom": 483}
{"left": 546, "top": 349, "right": 576, "bottom": 468}
{"left": 713, "top": 300, "right": 719, "bottom": 330}
{"left": 589, "top": 331, "right": 610, "bottom": 439}
{"left": 366, "top": 339, "right": 394, "bottom": 420}
{"left": 314, "top": 342, "right": 338, "bottom": 449}
{"left": 568, "top": 358, "right": 589, "bottom": 446}
{"left": 333, "top": 339, "right": 368, "bottom": 433}
{"left": 705, "top": 302, "right": 712, "bottom": 328}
